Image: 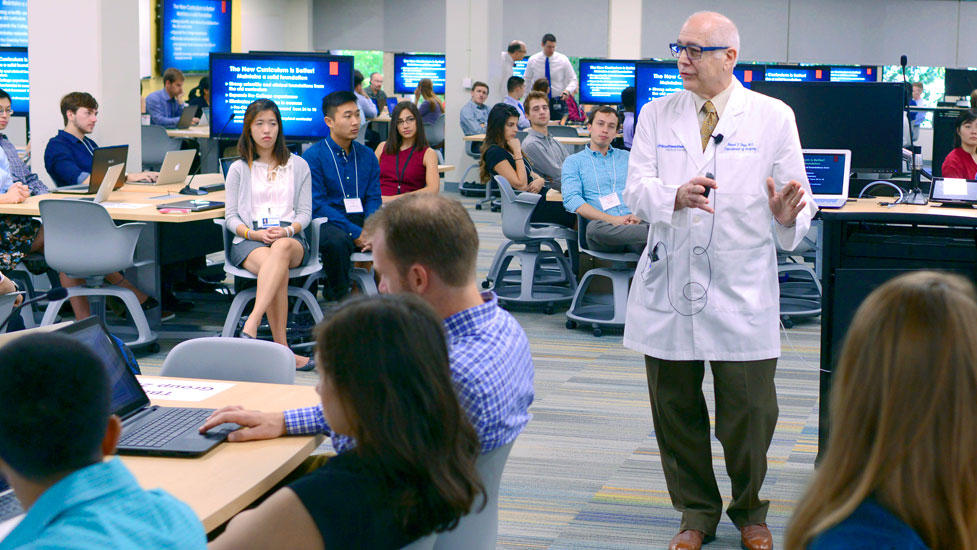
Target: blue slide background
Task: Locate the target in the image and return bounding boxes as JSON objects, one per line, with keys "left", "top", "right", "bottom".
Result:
{"left": 579, "top": 61, "right": 635, "bottom": 104}
{"left": 393, "top": 54, "right": 446, "bottom": 94}
{"left": 162, "top": 0, "right": 232, "bottom": 73}
{"left": 210, "top": 54, "right": 353, "bottom": 141}
{"left": 804, "top": 153, "right": 846, "bottom": 195}
{"left": 0, "top": 1, "right": 27, "bottom": 48}
{"left": 0, "top": 47, "right": 27, "bottom": 115}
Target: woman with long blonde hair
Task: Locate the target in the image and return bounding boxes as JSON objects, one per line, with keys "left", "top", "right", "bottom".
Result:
{"left": 414, "top": 78, "right": 444, "bottom": 125}
{"left": 785, "top": 271, "right": 977, "bottom": 549}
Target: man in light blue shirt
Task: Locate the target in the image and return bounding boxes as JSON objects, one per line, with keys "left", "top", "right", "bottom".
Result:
{"left": 562, "top": 106, "right": 648, "bottom": 253}
{"left": 501, "top": 76, "right": 530, "bottom": 130}
{"left": 459, "top": 81, "right": 490, "bottom": 135}
{"left": 145, "top": 68, "right": 198, "bottom": 128}
{"left": 0, "top": 333, "right": 206, "bottom": 549}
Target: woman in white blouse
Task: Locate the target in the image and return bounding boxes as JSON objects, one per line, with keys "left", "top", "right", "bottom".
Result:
{"left": 224, "top": 99, "right": 314, "bottom": 370}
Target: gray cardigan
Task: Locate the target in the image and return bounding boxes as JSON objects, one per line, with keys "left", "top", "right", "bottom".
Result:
{"left": 224, "top": 155, "right": 313, "bottom": 244}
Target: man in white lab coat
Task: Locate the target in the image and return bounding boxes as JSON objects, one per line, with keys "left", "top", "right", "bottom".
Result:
{"left": 622, "top": 12, "right": 817, "bottom": 550}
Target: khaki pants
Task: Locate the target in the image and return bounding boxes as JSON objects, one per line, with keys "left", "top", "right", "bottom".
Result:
{"left": 644, "top": 356, "right": 778, "bottom": 536}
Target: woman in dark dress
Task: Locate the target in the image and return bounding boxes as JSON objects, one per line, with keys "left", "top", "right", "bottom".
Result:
{"left": 374, "top": 101, "right": 439, "bottom": 202}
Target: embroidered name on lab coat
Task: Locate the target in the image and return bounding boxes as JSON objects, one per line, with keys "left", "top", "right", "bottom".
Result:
{"left": 724, "top": 142, "right": 758, "bottom": 153}
{"left": 657, "top": 144, "right": 684, "bottom": 150}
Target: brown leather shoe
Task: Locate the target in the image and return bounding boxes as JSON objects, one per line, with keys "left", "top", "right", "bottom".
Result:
{"left": 740, "top": 523, "right": 773, "bottom": 550}
{"left": 669, "top": 529, "right": 716, "bottom": 550}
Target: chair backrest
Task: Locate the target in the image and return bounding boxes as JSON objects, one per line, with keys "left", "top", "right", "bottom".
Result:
{"left": 516, "top": 131, "right": 528, "bottom": 143}
{"left": 576, "top": 213, "right": 590, "bottom": 245}
{"left": 141, "top": 125, "right": 180, "bottom": 168}
{"left": 494, "top": 176, "right": 536, "bottom": 241}
{"left": 425, "top": 113, "right": 446, "bottom": 147}
{"left": 161, "top": 337, "right": 295, "bottom": 384}
{"left": 465, "top": 140, "right": 481, "bottom": 159}
{"left": 39, "top": 200, "right": 143, "bottom": 276}
{"left": 435, "top": 148, "right": 445, "bottom": 165}
{"left": 0, "top": 293, "right": 18, "bottom": 333}
{"left": 547, "top": 125, "right": 580, "bottom": 138}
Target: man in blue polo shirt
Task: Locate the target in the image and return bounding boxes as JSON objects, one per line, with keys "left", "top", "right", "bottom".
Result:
{"left": 43, "top": 92, "right": 157, "bottom": 188}
{"left": 0, "top": 333, "right": 206, "bottom": 549}
{"left": 145, "top": 68, "right": 199, "bottom": 128}
{"left": 302, "top": 90, "right": 381, "bottom": 301}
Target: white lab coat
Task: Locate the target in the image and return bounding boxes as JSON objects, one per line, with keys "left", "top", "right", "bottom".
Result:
{"left": 622, "top": 79, "right": 817, "bottom": 361}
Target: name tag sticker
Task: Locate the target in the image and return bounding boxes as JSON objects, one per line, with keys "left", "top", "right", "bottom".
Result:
{"left": 599, "top": 193, "right": 622, "bottom": 211}
{"left": 260, "top": 215, "right": 280, "bottom": 228}
{"left": 344, "top": 198, "right": 364, "bottom": 214}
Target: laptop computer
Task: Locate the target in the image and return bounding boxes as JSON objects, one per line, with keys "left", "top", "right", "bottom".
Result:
{"left": 803, "top": 149, "right": 851, "bottom": 209}
{"left": 156, "top": 199, "right": 224, "bottom": 212}
{"left": 129, "top": 150, "right": 197, "bottom": 186}
{"left": 79, "top": 163, "right": 124, "bottom": 204}
{"left": 55, "top": 317, "right": 239, "bottom": 457}
{"left": 0, "top": 478, "right": 24, "bottom": 532}
{"left": 52, "top": 145, "right": 128, "bottom": 194}
{"left": 175, "top": 104, "right": 200, "bottom": 130}
{"left": 219, "top": 156, "right": 241, "bottom": 179}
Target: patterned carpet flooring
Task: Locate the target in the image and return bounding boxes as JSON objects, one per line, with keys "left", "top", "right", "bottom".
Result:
{"left": 127, "top": 193, "right": 821, "bottom": 549}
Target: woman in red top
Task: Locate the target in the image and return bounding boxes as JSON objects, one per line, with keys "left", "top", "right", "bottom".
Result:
{"left": 941, "top": 109, "right": 977, "bottom": 179}
{"left": 375, "top": 102, "right": 439, "bottom": 203}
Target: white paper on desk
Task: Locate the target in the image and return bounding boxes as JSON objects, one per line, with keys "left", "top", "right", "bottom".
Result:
{"left": 99, "top": 202, "right": 148, "bottom": 209}
{"left": 942, "top": 178, "right": 969, "bottom": 196}
{"left": 138, "top": 377, "right": 235, "bottom": 401}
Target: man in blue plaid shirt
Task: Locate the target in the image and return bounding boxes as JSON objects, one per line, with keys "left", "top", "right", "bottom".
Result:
{"left": 200, "top": 194, "right": 534, "bottom": 456}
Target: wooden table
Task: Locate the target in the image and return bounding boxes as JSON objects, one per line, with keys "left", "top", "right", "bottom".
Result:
{"left": 166, "top": 126, "right": 211, "bottom": 140}
{"left": 372, "top": 113, "right": 391, "bottom": 123}
{"left": 125, "top": 377, "right": 322, "bottom": 532}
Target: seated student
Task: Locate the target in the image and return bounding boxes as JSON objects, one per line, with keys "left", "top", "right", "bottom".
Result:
{"left": 562, "top": 106, "right": 647, "bottom": 254}
{"left": 364, "top": 72, "right": 387, "bottom": 114}
{"left": 501, "top": 76, "right": 530, "bottom": 130}
{"left": 0, "top": 89, "right": 47, "bottom": 274}
{"left": 43, "top": 92, "right": 158, "bottom": 188}
{"left": 375, "top": 102, "right": 439, "bottom": 203}
{"left": 42, "top": 92, "right": 166, "bottom": 321}
{"left": 620, "top": 86, "right": 636, "bottom": 150}
{"left": 0, "top": 333, "right": 206, "bottom": 549}
{"left": 201, "top": 194, "right": 534, "bottom": 475}
{"left": 186, "top": 76, "right": 210, "bottom": 112}
{"left": 415, "top": 78, "right": 444, "bottom": 126}
{"left": 460, "top": 81, "right": 490, "bottom": 136}
{"left": 145, "top": 68, "right": 198, "bottom": 128}
{"left": 209, "top": 294, "right": 484, "bottom": 550}
{"left": 353, "top": 70, "right": 378, "bottom": 125}
{"left": 531, "top": 77, "right": 549, "bottom": 95}
{"left": 521, "top": 91, "right": 570, "bottom": 191}
{"left": 786, "top": 271, "right": 977, "bottom": 550}
{"left": 303, "top": 90, "right": 381, "bottom": 301}
{"left": 941, "top": 109, "right": 977, "bottom": 179}
{"left": 224, "top": 99, "right": 313, "bottom": 371}
{"left": 480, "top": 103, "right": 574, "bottom": 227}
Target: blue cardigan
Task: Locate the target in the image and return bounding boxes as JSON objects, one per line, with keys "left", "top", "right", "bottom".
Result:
{"left": 808, "top": 498, "right": 928, "bottom": 550}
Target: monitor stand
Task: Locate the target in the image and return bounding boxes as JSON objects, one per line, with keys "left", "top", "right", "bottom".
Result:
{"left": 903, "top": 188, "right": 929, "bottom": 205}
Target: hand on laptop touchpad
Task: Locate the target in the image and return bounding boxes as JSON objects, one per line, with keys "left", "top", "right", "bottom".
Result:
{"left": 203, "top": 422, "right": 242, "bottom": 438}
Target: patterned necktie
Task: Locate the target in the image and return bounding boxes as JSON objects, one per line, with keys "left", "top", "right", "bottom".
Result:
{"left": 700, "top": 100, "right": 718, "bottom": 152}
{"left": 545, "top": 56, "right": 552, "bottom": 99}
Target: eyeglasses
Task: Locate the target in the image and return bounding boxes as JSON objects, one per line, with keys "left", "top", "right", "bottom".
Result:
{"left": 669, "top": 43, "right": 729, "bottom": 61}
{"left": 396, "top": 116, "right": 416, "bottom": 126}
{"left": 0, "top": 109, "right": 12, "bottom": 116}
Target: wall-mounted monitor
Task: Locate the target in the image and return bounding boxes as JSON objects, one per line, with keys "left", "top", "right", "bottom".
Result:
{"left": 945, "top": 68, "right": 977, "bottom": 97}
{"left": 512, "top": 59, "right": 527, "bottom": 78}
{"left": 734, "top": 64, "right": 765, "bottom": 89}
{"left": 0, "top": 2, "right": 27, "bottom": 48}
{"left": 209, "top": 52, "right": 354, "bottom": 141}
{"left": 752, "top": 81, "right": 904, "bottom": 173}
{"left": 764, "top": 65, "right": 829, "bottom": 82}
{"left": 160, "top": 0, "right": 232, "bottom": 74}
{"left": 0, "top": 47, "right": 27, "bottom": 116}
{"left": 393, "top": 53, "right": 445, "bottom": 95}
{"left": 829, "top": 66, "right": 878, "bottom": 82}
{"left": 634, "top": 62, "right": 683, "bottom": 115}
{"left": 578, "top": 59, "right": 636, "bottom": 105}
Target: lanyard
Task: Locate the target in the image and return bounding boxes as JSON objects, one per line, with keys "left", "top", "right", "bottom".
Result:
{"left": 82, "top": 138, "right": 95, "bottom": 157}
{"left": 327, "top": 142, "right": 359, "bottom": 198}
{"left": 587, "top": 149, "right": 617, "bottom": 199}
{"left": 395, "top": 147, "right": 415, "bottom": 193}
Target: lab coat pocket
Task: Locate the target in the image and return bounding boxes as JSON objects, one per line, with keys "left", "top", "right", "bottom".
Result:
{"left": 710, "top": 246, "right": 776, "bottom": 312}
{"left": 635, "top": 246, "right": 673, "bottom": 313}
{"left": 714, "top": 192, "right": 770, "bottom": 251}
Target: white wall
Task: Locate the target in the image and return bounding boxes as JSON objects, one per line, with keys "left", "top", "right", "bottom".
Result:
{"left": 503, "top": 0, "right": 609, "bottom": 58}
{"left": 30, "top": 0, "right": 142, "bottom": 187}
{"left": 313, "top": 0, "right": 444, "bottom": 53}
{"left": 241, "top": 0, "right": 314, "bottom": 53}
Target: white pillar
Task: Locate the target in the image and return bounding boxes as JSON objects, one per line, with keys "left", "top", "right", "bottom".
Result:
{"left": 444, "top": 0, "right": 502, "bottom": 185}
{"left": 29, "top": 0, "right": 142, "bottom": 187}
{"left": 608, "top": 0, "right": 642, "bottom": 60}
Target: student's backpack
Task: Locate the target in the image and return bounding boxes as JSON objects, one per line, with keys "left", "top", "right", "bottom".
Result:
{"left": 565, "top": 94, "right": 587, "bottom": 123}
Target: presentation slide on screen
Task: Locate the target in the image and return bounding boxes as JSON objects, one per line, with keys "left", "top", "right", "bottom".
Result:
{"left": 734, "top": 66, "right": 764, "bottom": 89}
{"left": 512, "top": 59, "right": 527, "bottom": 78}
{"left": 0, "top": 0, "right": 27, "bottom": 48}
{"left": 0, "top": 47, "right": 27, "bottom": 114}
{"left": 210, "top": 55, "right": 352, "bottom": 141}
{"left": 162, "top": 0, "right": 232, "bottom": 73}
{"left": 635, "top": 65, "right": 683, "bottom": 113}
{"left": 829, "top": 66, "right": 876, "bottom": 82}
{"left": 765, "top": 67, "right": 827, "bottom": 82}
{"left": 580, "top": 61, "right": 635, "bottom": 104}
{"left": 804, "top": 153, "right": 846, "bottom": 194}
{"left": 394, "top": 55, "right": 446, "bottom": 94}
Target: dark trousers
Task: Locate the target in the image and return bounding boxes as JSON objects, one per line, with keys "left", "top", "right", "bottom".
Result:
{"left": 318, "top": 217, "right": 363, "bottom": 299}
{"left": 644, "top": 356, "right": 778, "bottom": 535}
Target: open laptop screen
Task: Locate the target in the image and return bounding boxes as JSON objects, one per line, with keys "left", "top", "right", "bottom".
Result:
{"left": 55, "top": 318, "right": 147, "bottom": 419}
{"left": 804, "top": 151, "right": 849, "bottom": 197}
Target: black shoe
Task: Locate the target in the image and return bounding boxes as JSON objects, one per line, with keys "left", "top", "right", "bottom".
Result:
{"left": 140, "top": 297, "right": 175, "bottom": 322}
{"left": 296, "top": 356, "right": 316, "bottom": 372}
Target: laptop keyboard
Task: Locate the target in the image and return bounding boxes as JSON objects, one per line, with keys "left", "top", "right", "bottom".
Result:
{"left": 0, "top": 492, "right": 22, "bottom": 521}
{"left": 119, "top": 407, "right": 216, "bottom": 449}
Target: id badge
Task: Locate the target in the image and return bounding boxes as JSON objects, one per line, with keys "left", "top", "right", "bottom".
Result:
{"left": 599, "top": 193, "right": 621, "bottom": 211}
{"left": 260, "top": 215, "right": 281, "bottom": 229}
{"left": 344, "top": 197, "right": 364, "bottom": 214}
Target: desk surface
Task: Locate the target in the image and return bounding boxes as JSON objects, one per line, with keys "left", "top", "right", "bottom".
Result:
{"left": 823, "top": 198, "right": 977, "bottom": 223}
{"left": 372, "top": 113, "right": 391, "bottom": 123}
{"left": 166, "top": 126, "right": 211, "bottom": 139}
{"left": 463, "top": 133, "right": 590, "bottom": 146}
{"left": 126, "top": 376, "right": 323, "bottom": 532}
{"left": 0, "top": 174, "right": 226, "bottom": 222}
